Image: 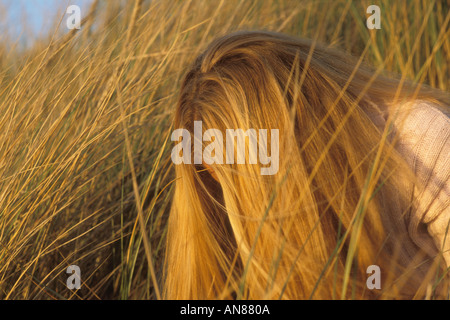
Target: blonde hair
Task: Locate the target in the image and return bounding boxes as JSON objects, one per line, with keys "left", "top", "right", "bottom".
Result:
{"left": 164, "top": 31, "right": 450, "bottom": 299}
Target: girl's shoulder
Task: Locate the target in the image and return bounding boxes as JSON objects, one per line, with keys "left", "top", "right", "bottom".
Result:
{"left": 389, "top": 99, "right": 449, "bottom": 152}
{"left": 393, "top": 100, "right": 450, "bottom": 266}
{"left": 392, "top": 99, "right": 449, "bottom": 132}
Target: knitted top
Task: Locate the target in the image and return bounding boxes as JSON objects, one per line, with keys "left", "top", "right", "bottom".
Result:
{"left": 379, "top": 100, "right": 450, "bottom": 269}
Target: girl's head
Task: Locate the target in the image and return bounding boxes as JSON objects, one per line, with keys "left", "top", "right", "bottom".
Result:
{"left": 165, "top": 31, "right": 449, "bottom": 299}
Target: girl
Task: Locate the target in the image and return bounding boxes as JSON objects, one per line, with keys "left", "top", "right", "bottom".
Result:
{"left": 164, "top": 31, "right": 450, "bottom": 299}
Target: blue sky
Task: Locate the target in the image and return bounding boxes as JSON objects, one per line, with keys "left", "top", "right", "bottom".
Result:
{"left": 0, "top": 0, "right": 94, "bottom": 45}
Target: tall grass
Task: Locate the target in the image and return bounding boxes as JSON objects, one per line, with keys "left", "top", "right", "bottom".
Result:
{"left": 0, "top": 0, "right": 448, "bottom": 299}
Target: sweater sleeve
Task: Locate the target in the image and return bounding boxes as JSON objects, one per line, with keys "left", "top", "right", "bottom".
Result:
{"left": 394, "top": 102, "right": 450, "bottom": 266}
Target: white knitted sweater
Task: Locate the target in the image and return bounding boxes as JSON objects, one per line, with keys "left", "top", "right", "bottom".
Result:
{"left": 383, "top": 101, "right": 450, "bottom": 268}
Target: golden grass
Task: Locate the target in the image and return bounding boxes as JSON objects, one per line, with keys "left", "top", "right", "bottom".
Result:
{"left": 0, "top": 0, "right": 448, "bottom": 299}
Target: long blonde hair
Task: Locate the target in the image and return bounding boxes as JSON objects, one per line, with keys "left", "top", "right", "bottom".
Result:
{"left": 164, "top": 31, "right": 449, "bottom": 299}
